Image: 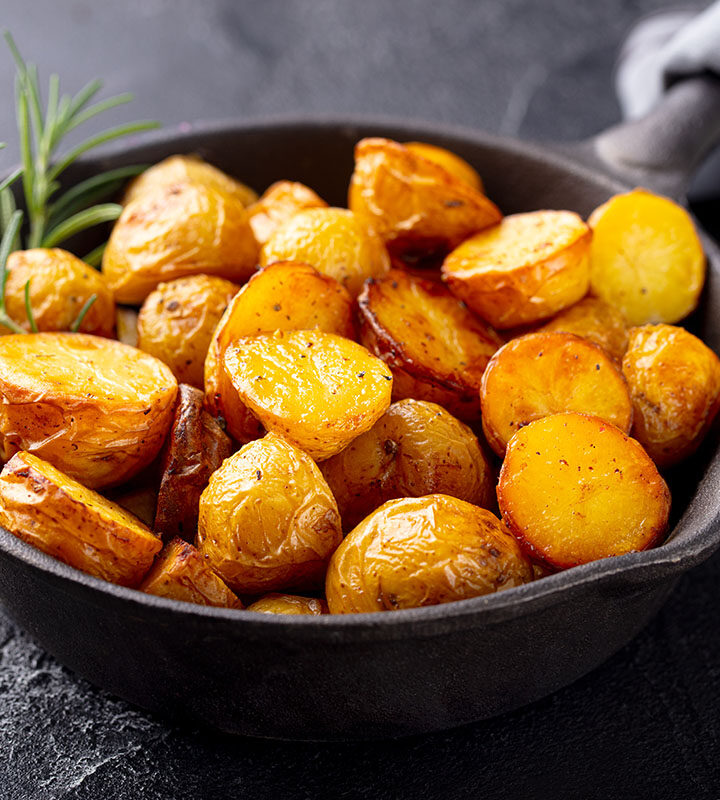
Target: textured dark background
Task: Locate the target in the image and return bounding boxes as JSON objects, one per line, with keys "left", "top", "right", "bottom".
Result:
{"left": 1, "top": 1, "right": 720, "bottom": 798}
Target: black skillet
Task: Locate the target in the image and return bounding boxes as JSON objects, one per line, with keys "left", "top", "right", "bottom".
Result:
{"left": 1, "top": 75, "right": 720, "bottom": 741}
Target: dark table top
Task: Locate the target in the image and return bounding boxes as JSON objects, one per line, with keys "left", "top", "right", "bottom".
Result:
{"left": 1, "top": 1, "right": 720, "bottom": 798}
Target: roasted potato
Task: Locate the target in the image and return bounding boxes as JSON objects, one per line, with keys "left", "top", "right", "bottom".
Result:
{"left": 102, "top": 181, "right": 258, "bottom": 304}
{"left": 358, "top": 269, "right": 501, "bottom": 419}
{"left": 137, "top": 274, "right": 239, "bottom": 387}
{"left": 325, "top": 494, "right": 533, "bottom": 614}
{"left": 588, "top": 189, "right": 705, "bottom": 326}
{"left": 115, "top": 306, "right": 139, "bottom": 347}
{"left": 321, "top": 399, "right": 495, "bottom": 530}
{"left": 480, "top": 332, "right": 633, "bottom": 456}
{"left": 246, "top": 594, "right": 328, "bottom": 615}
{"left": 196, "top": 432, "right": 343, "bottom": 594}
{"left": 622, "top": 324, "right": 720, "bottom": 467}
{"left": 442, "top": 210, "right": 591, "bottom": 329}
{"left": 2, "top": 248, "right": 115, "bottom": 337}
{"left": 223, "top": 329, "right": 393, "bottom": 460}
{"left": 248, "top": 180, "right": 327, "bottom": 246}
{"left": 404, "top": 141, "right": 484, "bottom": 192}
{"left": 110, "top": 486, "right": 158, "bottom": 527}
{"left": 498, "top": 412, "right": 671, "bottom": 569}
{"left": 140, "top": 537, "right": 242, "bottom": 608}
{"left": 0, "top": 451, "right": 161, "bottom": 587}
{"left": 0, "top": 333, "right": 177, "bottom": 489}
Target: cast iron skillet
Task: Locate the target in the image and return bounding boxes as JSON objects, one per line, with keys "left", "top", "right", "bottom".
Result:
{"left": 1, "top": 76, "right": 720, "bottom": 741}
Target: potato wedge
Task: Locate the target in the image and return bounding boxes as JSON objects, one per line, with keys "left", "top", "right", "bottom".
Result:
{"left": 0, "top": 333, "right": 177, "bottom": 489}
{"left": 248, "top": 180, "right": 327, "bottom": 246}
{"left": 442, "top": 210, "right": 591, "bottom": 329}
{"left": 622, "top": 324, "right": 720, "bottom": 466}
{"left": 404, "top": 141, "right": 484, "bottom": 192}
{"left": 498, "top": 413, "right": 670, "bottom": 569}
{"left": 223, "top": 329, "right": 393, "bottom": 460}
{"left": 0, "top": 451, "right": 161, "bottom": 587}
{"left": 588, "top": 189, "right": 705, "bottom": 326}
{"left": 246, "top": 594, "right": 327, "bottom": 615}
{"left": 480, "top": 332, "right": 633, "bottom": 456}
{"left": 358, "top": 269, "right": 501, "bottom": 419}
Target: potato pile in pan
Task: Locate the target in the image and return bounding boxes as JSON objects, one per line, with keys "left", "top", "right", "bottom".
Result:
{"left": 0, "top": 142, "right": 718, "bottom": 615}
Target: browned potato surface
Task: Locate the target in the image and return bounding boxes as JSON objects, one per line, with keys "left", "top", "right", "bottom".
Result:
{"left": 326, "top": 494, "right": 533, "bottom": 614}
{"left": 404, "top": 142, "right": 484, "bottom": 192}
{"left": 359, "top": 269, "right": 501, "bottom": 419}
{"left": 196, "top": 432, "right": 343, "bottom": 594}
{"left": 442, "top": 210, "right": 591, "bottom": 329}
{"left": 480, "top": 332, "right": 633, "bottom": 456}
{"left": 246, "top": 594, "right": 328, "bottom": 615}
{"left": 0, "top": 333, "right": 177, "bottom": 488}
{"left": 115, "top": 306, "right": 139, "bottom": 347}
{"left": 248, "top": 181, "right": 327, "bottom": 246}
{"left": 622, "top": 324, "right": 720, "bottom": 467}
{"left": 0, "top": 451, "right": 161, "bottom": 586}
{"left": 498, "top": 413, "right": 670, "bottom": 569}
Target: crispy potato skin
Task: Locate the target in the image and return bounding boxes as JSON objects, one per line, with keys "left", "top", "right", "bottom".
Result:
{"left": 325, "top": 494, "right": 533, "bottom": 614}
{"left": 0, "top": 333, "right": 177, "bottom": 489}
{"left": 259, "top": 207, "right": 390, "bottom": 297}
{"left": 154, "top": 384, "right": 232, "bottom": 541}
{"left": 622, "top": 325, "right": 720, "bottom": 467}
{"left": 404, "top": 142, "right": 484, "bottom": 192}
{"left": 588, "top": 189, "right": 705, "bottom": 326}
{"left": 137, "top": 274, "right": 239, "bottom": 387}
{"left": 102, "top": 181, "right": 258, "bottom": 304}
{"left": 2, "top": 249, "right": 115, "bottom": 337}
{"left": 358, "top": 269, "right": 501, "bottom": 419}
{"left": 248, "top": 181, "right": 327, "bottom": 246}
{"left": 223, "top": 329, "right": 393, "bottom": 461}
{"left": 196, "top": 432, "right": 342, "bottom": 594}
{"left": 140, "top": 537, "right": 242, "bottom": 608}
{"left": 480, "top": 332, "right": 633, "bottom": 456}
{"left": 321, "top": 399, "right": 495, "bottom": 530}
{"left": 498, "top": 413, "right": 670, "bottom": 569}
{"left": 442, "top": 211, "right": 591, "bottom": 329}
{"left": 247, "top": 594, "right": 328, "bottom": 615}
{"left": 0, "top": 451, "right": 161, "bottom": 587}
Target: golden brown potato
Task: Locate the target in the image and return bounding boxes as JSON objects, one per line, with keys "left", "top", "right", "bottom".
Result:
{"left": 154, "top": 384, "right": 232, "bottom": 541}
{"left": 404, "top": 141, "right": 484, "bottom": 192}
{"left": 321, "top": 399, "right": 495, "bottom": 530}
{"left": 2, "top": 249, "right": 115, "bottom": 337}
{"left": 588, "top": 189, "right": 705, "bottom": 326}
{"left": 102, "top": 181, "right": 258, "bottom": 304}
{"left": 115, "top": 306, "right": 139, "bottom": 347}
{"left": 622, "top": 324, "right": 720, "bottom": 466}
{"left": 204, "top": 261, "right": 355, "bottom": 442}
{"left": 480, "top": 332, "right": 633, "bottom": 456}
{"left": 498, "top": 412, "right": 670, "bottom": 569}
{"left": 137, "top": 274, "right": 239, "bottom": 387}
{"left": 140, "top": 537, "right": 242, "bottom": 608}
{"left": 248, "top": 180, "right": 327, "bottom": 246}
{"left": 246, "top": 594, "right": 328, "bottom": 615}
{"left": 123, "top": 154, "right": 258, "bottom": 207}
{"left": 0, "top": 333, "right": 177, "bottom": 489}
{"left": 0, "top": 451, "right": 161, "bottom": 587}
{"left": 348, "top": 138, "right": 501, "bottom": 263}
{"left": 442, "top": 210, "right": 591, "bottom": 329}
{"left": 196, "top": 432, "right": 343, "bottom": 594}
{"left": 224, "top": 329, "right": 393, "bottom": 460}
{"left": 325, "top": 494, "right": 533, "bottom": 614}
{"left": 358, "top": 269, "right": 501, "bottom": 419}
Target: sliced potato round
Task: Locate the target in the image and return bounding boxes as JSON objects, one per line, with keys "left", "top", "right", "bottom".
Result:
{"left": 498, "top": 413, "right": 670, "bottom": 569}
{"left": 248, "top": 180, "right": 327, "bottom": 246}
{"left": 404, "top": 141, "right": 484, "bottom": 192}
{"left": 442, "top": 210, "right": 591, "bottom": 329}
{"left": 247, "top": 594, "right": 327, "bottom": 615}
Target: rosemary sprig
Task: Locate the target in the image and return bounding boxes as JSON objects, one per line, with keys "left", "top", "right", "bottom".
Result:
{"left": 0, "top": 209, "right": 25, "bottom": 333}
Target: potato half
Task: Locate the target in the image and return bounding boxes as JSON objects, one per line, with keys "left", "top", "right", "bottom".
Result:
{"left": 246, "top": 594, "right": 328, "bottom": 615}
{"left": 248, "top": 180, "right": 327, "bottom": 246}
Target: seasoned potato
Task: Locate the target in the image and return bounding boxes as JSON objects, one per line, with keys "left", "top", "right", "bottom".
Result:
{"left": 247, "top": 594, "right": 328, "bottom": 615}
{"left": 137, "top": 274, "right": 239, "bottom": 387}
{"left": 358, "top": 269, "right": 501, "bottom": 419}
{"left": 622, "top": 324, "right": 720, "bottom": 466}
{"left": 498, "top": 413, "right": 670, "bottom": 569}
{"left": 588, "top": 189, "right": 705, "bottom": 326}
{"left": 196, "top": 432, "right": 343, "bottom": 593}
{"left": 154, "top": 384, "right": 232, "bottom": 541}
{"left": 2, "top": 248, "right": 115, "bottom": 337}
{"left": 115, "top": 306, "right": 139, "bottom": 347}
{"left": 404, "top": 141, "right": 484, "bottom": 192}
{"left": 442, "top": 210, "right": 591, "bottom": 329}
{"left": 0, "top": 451, "right": 161, "bottom": 587}
{"left": 480, "top": 332, "right": 633, "bottom": 456}
{"left": 259, "top": 207, "right": 390, "bottom": 297}
{"left": 326, "top": 494, "right": 533, "bottom": 614}
{"left": 248, "top": 180, "right": 327, "bottom": 246}
{"left": 321, "top": 399, "right": 495, "bottom": 530}
{"left": 102, "top": 181, "right": 258, "bottom": 304}
{"left": 0, "top": 333, "right": 177, "bottom": 488}
{"left": 224, "top": 329, "right": 393, "bottom": 460}
{"left": 348, "top": 138, "right": 501, "bottom": 262}
{"left": 140, "top": 537, "right": 242, "bottom": 608}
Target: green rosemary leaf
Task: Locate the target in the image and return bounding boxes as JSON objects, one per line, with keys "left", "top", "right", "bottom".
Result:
{"left": 0, "top": 188, "right": 17, "bottom": 240}
{"left": 83, "top": 242, "right": 106, "bottom": 268}
{"left": 0, "top": 209, "right": 25, "bottom": 334}
{"left": 48, "top": 165, "right": 143, "bottom": 223}
{"left": 67, "top": 78, "right": 103, "bottom": 120}
{"left": 15, "top": 76, "right": 35, "bottom": 216}
{"left": 42, "top": 73, "right": 60, "bottom": 155}
{"left": 41, "top": 202, "right": 122, "bottom": 248}
{"left": 23, "top": 279, "right": 38, "bottom": 332}
{"left": 69, "top": 292, "right": 97, "bottom": 332}
{"left": 0, "top": 166, "right": 22, "bottom": 195}
{"left": 65, "top": 93, "right": 134, "bottom": 133}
